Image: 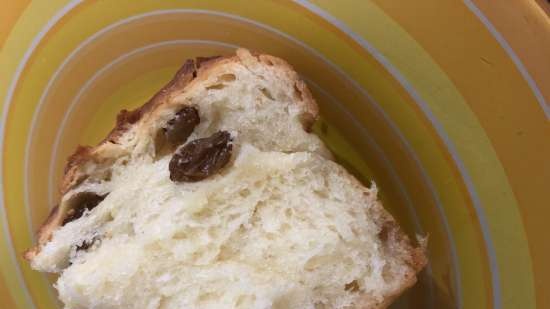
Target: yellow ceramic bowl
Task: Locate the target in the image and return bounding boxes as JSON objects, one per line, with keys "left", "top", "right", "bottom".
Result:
{"left": 1, "top": 1, "right": 549, "bottom": 308}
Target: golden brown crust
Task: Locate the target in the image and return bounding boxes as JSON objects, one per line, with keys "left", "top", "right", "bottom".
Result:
{"left": 59, "top": 58, "right": 200, "bottom": 195}
{"left": 26, "top": 48, "right": 320, "bottom": 261}
{"left": 58, "top": 56, "right": 237, "bottom": 196}
{"left": 352, "top": 204, "right": 427, "bottom": 309}
{"left": 243, "top": 50, "right": 319, "bottom": 121}
{"left": 60, "top": 146, "right": 92, "bottom": 195}
{"left": 23, "top": 205, "right": 61, "bottom": 261}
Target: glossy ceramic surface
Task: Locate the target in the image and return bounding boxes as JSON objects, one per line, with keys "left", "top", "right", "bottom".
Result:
{"left": 1, "top": 1, "right": 549, "bottom": 308}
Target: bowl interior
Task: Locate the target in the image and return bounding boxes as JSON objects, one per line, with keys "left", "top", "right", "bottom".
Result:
{"left": 24, "top": 10, "right": 456, "bottom": 308}
{"left": 6, "top": 1, "right": 545, "bottom": 309}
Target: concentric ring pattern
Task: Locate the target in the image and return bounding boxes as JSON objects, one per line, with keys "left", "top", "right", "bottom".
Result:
{"left": 1, "top": 1, "right": 549, "bottom": 308}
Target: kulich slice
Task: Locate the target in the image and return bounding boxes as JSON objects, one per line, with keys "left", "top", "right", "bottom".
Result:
{"left": 25, "top": 48, "right": 426, "bottom": 309}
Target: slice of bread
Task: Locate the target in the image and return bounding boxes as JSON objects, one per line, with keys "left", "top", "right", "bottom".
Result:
{"left": 25, "top": 48, "right": 426, "bottom": 309}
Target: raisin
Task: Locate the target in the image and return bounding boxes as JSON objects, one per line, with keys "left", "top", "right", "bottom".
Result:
{"left": 76, "top": 236, "right": 100, "bottom": 252}
{"left": 169, "top": 131, "right": 232, "bottom": 182}
{"left": 164, "top": 106, "right": 200, "bottom": 147}
{"left": 345, "top": 280, "right": 360, "bottom": 292}
{"left": 63, "top": 192, "right": 106, "bottom": 225}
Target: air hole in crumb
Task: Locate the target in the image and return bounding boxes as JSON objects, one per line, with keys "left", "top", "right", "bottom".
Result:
{"left": 305, "top": 255, "right": 326, "bottom": 271}
{"left": 235, "top": 295, "right": 245, "bottom": 307}
{"left": 239, "top": 188, "right": 251, "bottom": 198}
{"left": 293, "top": 83, "right": 303, "bottom": 101}
{"left": 284, "top": 208, "right": 292, "bottom": 218}
{"left": 158, "top": 296, "right": 167, "bottom": 308}
{"left": 263, "top": 59, "right": 274, "bottom": 66}
{"left": 173, "top": 231, "right": 187, "bottom": 239}
{"left": 208, "top": 228, "right": 218, "bottom": 238}
{"left": 345, "top": 280, "right": 360, "bottom": 292}
{"left": 236, "top": 295, "right": 256, "bottom": 306}
{"left": 314, "top": 189, "right": 329, "bottom": 198}
{"left": 198, "top": 291, "right": 222, "bottom": 302}
{"left": 280, "top": 223, "right": 291, "bottom": 233}
{"left": 193, "top": 208, "right": 213, "bottom": 219}
{"left": 63, "top": 192, "right": 107, "bottom": 225}
{"left": 260, "top": 87, "right": 274, "bottom": 100}
{"left": 228, "top": 213, "right": 241, "bottom": 221}
{"left": 315, "top": 302, "right": 327, "bottom": 309}
{"left": 219, "top": 73, "right": 236, "bottom": 82}
{"left": 206, "top": 83, "right": 225, "bottom": 90}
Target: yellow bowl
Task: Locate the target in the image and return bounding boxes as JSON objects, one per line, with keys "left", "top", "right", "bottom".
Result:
{"left": 1, "top": 1, "right": 549, "bottom": 308}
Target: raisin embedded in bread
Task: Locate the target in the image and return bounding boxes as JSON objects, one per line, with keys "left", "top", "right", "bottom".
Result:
{"left": 25, "top": 48, "right": 426, "bottom": 309}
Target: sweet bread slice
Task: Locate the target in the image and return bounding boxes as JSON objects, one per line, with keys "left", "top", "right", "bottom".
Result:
{"left": 25, "top": 48, "right": 425, "bottom": 309}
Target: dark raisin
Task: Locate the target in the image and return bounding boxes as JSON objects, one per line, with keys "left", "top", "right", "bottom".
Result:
{"left": 76, "top": 236, "right": 100, "bottom": 252}
{"left": 63, "top": 192, "right": 106, "bottom": 225}
{"left": 169, "top": 131, "right": 232, "bottom": 182}
{"left": 164, "top": 106, "right": 200, "bottom": 147}
{"left": 345, "top": 280, "right": 360, "bottom": 292}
